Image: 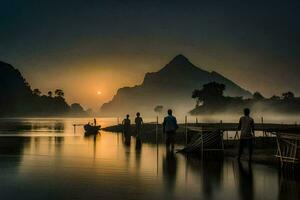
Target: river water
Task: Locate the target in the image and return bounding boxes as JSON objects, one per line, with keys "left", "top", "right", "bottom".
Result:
{"left": 0, "top": 118, "right": 298, "bottom": 200}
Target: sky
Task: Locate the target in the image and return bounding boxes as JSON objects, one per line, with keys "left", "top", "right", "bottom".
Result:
{"left": 1, "top": 0, "right": 299, "bottom": 110}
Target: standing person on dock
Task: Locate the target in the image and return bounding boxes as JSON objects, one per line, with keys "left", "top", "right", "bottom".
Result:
{"left": 163, "top": 109, "right": 178, "bottom": 152}
{"left": 122, "top": 114, "right": 131, "bottom": 145}
{"left": 237, "top": 108, "right": 255, "bottom": 162}
{"left": 135, "top": 112, "right": 143, "bottom": 138}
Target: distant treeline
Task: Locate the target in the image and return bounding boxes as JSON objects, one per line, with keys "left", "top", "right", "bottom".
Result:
{"left": 0, "top": 61, "right": 89, "bottom": 117}
{"left": 190, "top": 82, "right": 300, "bottom": 115}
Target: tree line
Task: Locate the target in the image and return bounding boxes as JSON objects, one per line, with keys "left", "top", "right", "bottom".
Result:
{"left": 0, "top": 61, "right": 88, "bottom": 117}
{"left": 190, "top": 82, "right": 300, "bottom": 115}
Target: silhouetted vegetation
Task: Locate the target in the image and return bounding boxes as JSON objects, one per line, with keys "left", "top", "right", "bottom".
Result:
{"left": 192, "top": 82, "right": 226, "bottom": 107}
{"left": 0, "top": 61, "right": 88, "bottom": 117}
{"left": 190, "top": 82, "right": 300, "bottom": 115}
{"left": 154, "top": 105, "right": 164, "bottom": 115}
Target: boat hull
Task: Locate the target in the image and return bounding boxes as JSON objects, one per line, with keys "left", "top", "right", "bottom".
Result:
{"left": 84, "top": 124, "right": 101, "bottom": 134}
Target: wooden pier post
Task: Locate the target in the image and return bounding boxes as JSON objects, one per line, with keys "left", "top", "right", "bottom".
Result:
{"left": 185, "top": 116, "right": 188, "bottom": 145}
{"left": 201, "top": 125, "right": 204, "bottom": 159}
{"left": 234, "top": 131, "right": 239, "bottom": 140}
{"left": 156, "top": 115, "right": 159, "bottom": 176}
{"left": 261, "top": 117, "right": 265, "bottom": 137}
{"left": 156, "top": 116, "right": 158, "bottom": 144}
{"left": 73, "top": 124, "right": 76, "bottom": 133}
{"left": 226, "top": 131, "right": 229, "bottom": 141}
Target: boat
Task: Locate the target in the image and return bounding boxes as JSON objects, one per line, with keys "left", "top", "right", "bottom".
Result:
{"left": 84, "top": 124, "right": 101, "bottom": 135}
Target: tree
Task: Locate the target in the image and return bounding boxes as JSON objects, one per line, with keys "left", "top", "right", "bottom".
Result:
{"left": 253, "top": 92, "right": 264, "bottom": 100}
{"left": 33, "top": 88, "right": 42, "bottom": 96}
{"left": 192, "top": 89, "right": 203, "bottom": 99}
{"left": 192, "top": 82, "right": 226, "bottom": 104}
{"left": 55, "top": 89, "right": 64, "bottom": 98}
{"left": 154, "top": 105, "right": 163, "bottom": 114}
{"left": 47, "top": 91, "right": 53, "bottom": 97}
{"left": 282, "top": 91, "right": 295, "bottom": 100}
{"left": 270, "top": 95, "right": 280, "bottom": 101}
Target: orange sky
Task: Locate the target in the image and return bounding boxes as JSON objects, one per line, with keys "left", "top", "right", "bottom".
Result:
{"left": 15, "top": 52, "right": 299, "bottom": 111}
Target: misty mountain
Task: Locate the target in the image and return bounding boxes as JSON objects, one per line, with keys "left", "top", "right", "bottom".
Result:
{"left": 100, "top": 55, "right": 252, "bottom": 116}
{"left": 0, "top": 61, "right": 85, "bottom": 116}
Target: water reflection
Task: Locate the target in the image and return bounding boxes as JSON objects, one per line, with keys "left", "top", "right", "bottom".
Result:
{"left": 202, "top": 159, "right": 223, "bottom": 200}
{"left": 83, "top": 132, "right": 101, "bottom": 161}
{"left": 278, "top": 168, "right": 300, "bottom": 199}
{"left": 0, "top": 119, "right": 65, "bottom": 133}
{"left": 135, "top": 138, "right": 142, "bottom": 172}
{"left": 136, "top": 137, "right": 142, "bottom": 151}
{"left": 0, "top": 118, "right": 298, "bottom": 200}
{"left": 53, "top": 136, "right": 64, "bottom": 156}
{"left": 163, "top": 148, "right": 178, "bottom": 193}
{"left": 238, "top": 161, "right": 254, "bottom": 200}
{"left": 0, "top": 136, "right": 29, "bottom": 172}
{"left": 53, "top": 122, "right": 64, "bottom": 131}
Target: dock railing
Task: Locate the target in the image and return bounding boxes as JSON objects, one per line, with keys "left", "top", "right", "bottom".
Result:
{"left": 275, "top": 133, "right": 300, "bottom": 167}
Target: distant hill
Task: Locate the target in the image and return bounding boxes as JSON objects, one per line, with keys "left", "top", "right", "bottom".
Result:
{"left": 100, "top": 55, "right": 252, "bottom": 116}
{"left": 0, "top": 61, "right": 86, "bottom": 117}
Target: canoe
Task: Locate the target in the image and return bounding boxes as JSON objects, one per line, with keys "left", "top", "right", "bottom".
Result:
{"left": 84, "top": 124, "right": 101, "bottom": 134}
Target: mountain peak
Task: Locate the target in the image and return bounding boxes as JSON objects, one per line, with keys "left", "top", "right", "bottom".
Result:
{"left": 157, "top": 54, "right": 195, "bottom": 73}
{"left": 169, "top": 54, "right": 190, "bottom": 65}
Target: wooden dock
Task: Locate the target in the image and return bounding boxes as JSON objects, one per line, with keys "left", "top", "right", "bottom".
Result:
{"left": 185, "top": 122, "right": 300, "bottom": 134}
{"left": 184, "top": 122, "right": 300, "bottom": 166}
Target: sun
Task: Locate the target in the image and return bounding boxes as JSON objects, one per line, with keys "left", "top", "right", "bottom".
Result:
{"left": 97, "top": 91, "right": 102, "bottom": 95}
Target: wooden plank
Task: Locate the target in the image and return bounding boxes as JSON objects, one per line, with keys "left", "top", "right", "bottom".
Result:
{"left": 186, "top": 122, "right": 300, "bottom": 134}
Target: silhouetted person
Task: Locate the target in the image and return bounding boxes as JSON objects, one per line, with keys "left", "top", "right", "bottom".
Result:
{"left": 94, "top": 118, "right": 97, "bottom": 126}
{"left": 135, "top": 112, "right": 143, "bottom": 138}
{"left": 163, "top": 109, "right": 178, "bottom": 152}
{"left": 122, "top": 114, "right": 131, "bottom": 145}
{"left": 237, "top": 108, "right": 255, "bottom": 162}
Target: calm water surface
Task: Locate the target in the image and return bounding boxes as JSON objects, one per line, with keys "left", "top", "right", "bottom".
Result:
{"left": 0, "top": 118, "right": 298, "bottom": 200}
